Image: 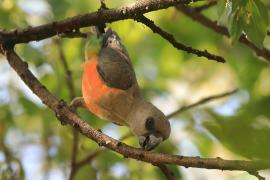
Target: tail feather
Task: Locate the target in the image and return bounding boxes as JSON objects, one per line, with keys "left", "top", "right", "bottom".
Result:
{"left": 84, "top": 35, "right": 102, "bottom": 61}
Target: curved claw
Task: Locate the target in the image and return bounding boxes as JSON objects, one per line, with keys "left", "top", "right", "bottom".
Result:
{"left": 139, "top": 134, "right": 163, "bottom": 151}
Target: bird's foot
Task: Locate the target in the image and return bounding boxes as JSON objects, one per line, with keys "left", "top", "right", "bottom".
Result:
{"left": 69, "top": 97, "right": 86, "bottom": 112}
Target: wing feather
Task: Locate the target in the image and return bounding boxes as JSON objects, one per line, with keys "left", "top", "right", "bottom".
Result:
{"left": 97, "top": 48, "right": 136, "bottom": 90}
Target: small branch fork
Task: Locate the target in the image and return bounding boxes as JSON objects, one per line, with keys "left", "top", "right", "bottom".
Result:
{"left": 134, "top": 15, "right": 225, "bottom": 63}
{"left": 2, "top": 46, "right": 269, "bottom": 180}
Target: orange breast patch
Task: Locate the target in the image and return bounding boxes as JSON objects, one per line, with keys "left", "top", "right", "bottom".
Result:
{"left": 82, "top": 55, "right": 120, "bottom": 117}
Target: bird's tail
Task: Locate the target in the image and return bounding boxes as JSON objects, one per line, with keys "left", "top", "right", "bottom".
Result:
{"left": 84, "top": 24, "right": 106, "bottom": 61}
{"left": 84, "top": 0, "right": 108, "bottom": 61}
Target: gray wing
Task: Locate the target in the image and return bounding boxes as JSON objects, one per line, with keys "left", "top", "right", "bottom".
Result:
{"left": 97, "top": 48, "right": 136, "bottom": 90}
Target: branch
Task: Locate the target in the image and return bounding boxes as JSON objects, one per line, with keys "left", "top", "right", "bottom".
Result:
{"left": 71, "top": 132, "right": 133, "bottom": 176}
{"left": 176, "top": 5, "right": 270, "bottom": 63}
{"left": 167, "top": 89, "right": 238, "bottom": 119}
{"left": 249, "top": 171, "right": 266, "bottom": 180}
{"left": 3, "top": 47, "right": 270, "bottom": 178}
{"left": 0, "top": 0, "right": 194, "bottom": 45}
{"left": 135, "top": 15, "right": 225, "bottom": 63}
{"left": 76, "top": 149, "right": 105, "bottom": 169}
{"left": 55, "top": 40, "right": 75, "bottom": 99}
{"left": 2, "top": 143, "right": 25, "bottom": 179}
{"left": 154, "top": 164, "right": 174, "bottom": 180}
{"left": 55, "top": 40, "right": 79, "bottom": 180}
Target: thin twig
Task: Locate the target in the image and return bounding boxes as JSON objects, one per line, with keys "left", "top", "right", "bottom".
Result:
{"left": 167, "top": 89, "right": 238, "bottom": 119}
{"left": 76, "top": 149, "right": 105, "bottom": 170}
{"left": 76, "top": 133, "right": 132, "bottom": 167}
{"left": 3, "top": 47, "right": 269, "bottom": 179}
{"left": 55, "top": 40, "right": 75, "bottom": 98}
{"left": 154, "top": 164, "right": 174, "bottom": 180}
{"left": 99, "top": 0, "right": 107, "bottom": 10}
{"left": 55, "top": 40, "right": 79, "bottom": 180}
{"left": 71, "top": 132, "right": 133, "bottom": 176}
{"left": 69, "top": 129, "right": 79, "bottom": 180}
{"left": 249, "top": 171, "right": 266, "bottom": 180}
{"left": 176, "top": 5, "right": 270, "bottom": 63}
{"left": 135, "top": 15, "right": 225, "bottom": 63}
{"left": 2, "top": 143, "right": 25, "bottom": 179}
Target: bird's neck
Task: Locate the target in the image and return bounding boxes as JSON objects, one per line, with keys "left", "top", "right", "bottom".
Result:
{"left": 125, "top": 97, "right": 145, "bottom": 126}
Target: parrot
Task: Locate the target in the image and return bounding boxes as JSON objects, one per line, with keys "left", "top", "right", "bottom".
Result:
{"left": 81, "top": 28, "right": 171, "bottom": 150}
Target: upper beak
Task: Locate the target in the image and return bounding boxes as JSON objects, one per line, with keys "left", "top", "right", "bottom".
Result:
{"left": 139, "top": 134, "right": 163, "bottom": 151}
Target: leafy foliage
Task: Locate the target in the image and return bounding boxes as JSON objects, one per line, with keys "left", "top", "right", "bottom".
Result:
{"left": 218, "top": 0, "right": 269, "bottom": 46}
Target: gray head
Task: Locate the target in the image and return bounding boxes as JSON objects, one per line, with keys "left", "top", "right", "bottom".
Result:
{"left": 127, "top": 100, "right": 171, "bottom": 150}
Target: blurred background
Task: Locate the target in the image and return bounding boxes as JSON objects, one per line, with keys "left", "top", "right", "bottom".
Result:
{"left": 1, "top": 0, "right": 270, "bottom": 179}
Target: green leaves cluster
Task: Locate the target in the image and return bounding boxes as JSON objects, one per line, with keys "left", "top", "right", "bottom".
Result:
{"left": 218, "top": 0, "right": 269, "bottom": 46}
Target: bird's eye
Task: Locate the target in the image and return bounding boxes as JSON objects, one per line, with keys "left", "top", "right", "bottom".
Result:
{"left": 145, "top": 117, "right": 155, "bottom": 131}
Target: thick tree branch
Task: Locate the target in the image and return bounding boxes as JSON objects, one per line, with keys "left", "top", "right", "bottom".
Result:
{"left": 176, "top": 5, "right": 270, "bottom": 63}
{"left": 167, "top": 89, "right": 238, "bottom": 119}
{"left": 0, "top": 0, "right": 194, "bottom": 45}
{"left": 2, "top": 47, "right": 270, "bottom": 177}
{"left": 135, "top": 15, "right": 225, "bottom": 63}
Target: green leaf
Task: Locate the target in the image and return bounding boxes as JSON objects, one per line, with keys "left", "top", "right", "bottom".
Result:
{"left": 243, "top": 0, "right": 269, "bottom": 47}
{"left": 217, "top": 0, "right": 269, "bottom": 46}
{"left": 228, "top": 11, "right": 244, "bottom": 44}
{"left": 254, "top": 0, "right": 269, "bottom": 25}
{"left": 217, "top": 0, "right": 245, "bottom": 43}
{"left": 217, "top": 0, "right": 233, "bottom": 26}
{"left": 217, "top": 0, "right": 227, "bottom": 18}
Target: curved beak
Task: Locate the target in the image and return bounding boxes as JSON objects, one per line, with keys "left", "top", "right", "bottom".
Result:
{"left": 139, "top": 134, "right": 163, "bottom": 151}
